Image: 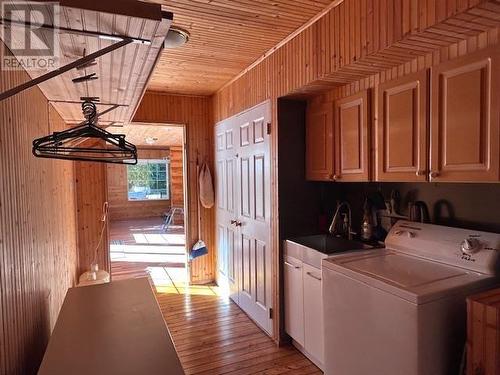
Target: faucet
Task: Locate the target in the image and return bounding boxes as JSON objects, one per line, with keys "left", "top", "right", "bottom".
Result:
{"left": 329, "top": 201, "right": 354, "bottom": 240}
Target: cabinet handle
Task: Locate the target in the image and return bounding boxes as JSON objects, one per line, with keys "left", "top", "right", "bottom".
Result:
{"left": 306, "top": 271, "right": 322, "bottom": 281}
{"left": 429, "top": 171, "right": 440, "bottom": 179}
{"left": 284, "top": 261, "right": 300, "bottom": 269}
{"left": 230, "top": 219, "right": 237, "bottom": 225}
{"left": 235, "top": 220, "right": 242, "bottom": 227}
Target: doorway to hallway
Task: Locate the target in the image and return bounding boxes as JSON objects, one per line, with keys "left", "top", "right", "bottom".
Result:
{"left": 105, "top": 123, "right": 188, "bottom": 288}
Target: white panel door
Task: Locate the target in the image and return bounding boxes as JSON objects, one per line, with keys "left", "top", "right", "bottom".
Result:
{"left": 215, "top": 118, "right": 240, "bottom": 302}
{"left": 235, "top": 102, "right": 273, "bottom": 335}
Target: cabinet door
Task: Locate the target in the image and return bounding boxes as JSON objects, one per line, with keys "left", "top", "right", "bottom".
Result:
{"left": 334, "top": 90, "right": 370, "bottom": 181}
{"left": 284, "top": 256, "right": 304, "bottom": 346}
{"left": 376, "top": 71, "right": 428, "bottom": 181}
{"left": 430, "top": 46, "right": 500, "bottom": 182}
{"left": 306, "top": 103, "right": 334, "bottom": 181}
{"left": 303, "top": 263, "right": 324, "bottom": 364}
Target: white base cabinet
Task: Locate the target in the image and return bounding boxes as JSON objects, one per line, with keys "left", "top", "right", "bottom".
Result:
{"left": 284, "top": 256, "right": 305, "bottom": 346}
{"left": 303, "top": 263, "right": 324, "bottom": 365}
{"left": 284, "top": 252, "right": 324, "bottom": 370}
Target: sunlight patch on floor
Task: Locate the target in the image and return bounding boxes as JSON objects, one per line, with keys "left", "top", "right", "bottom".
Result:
{"left": 147, "top": 265, "right": 227, "bottom": 297}
{"left": 132, "top": 233, "right": 185, "bottom": 245}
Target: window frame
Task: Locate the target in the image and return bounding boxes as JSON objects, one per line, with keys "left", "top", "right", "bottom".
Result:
{"left": 126, "top": 158, "right": 170, "bottom": 202}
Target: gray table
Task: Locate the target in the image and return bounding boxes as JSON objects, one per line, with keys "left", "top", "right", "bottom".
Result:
{"left": 38, "top": 278, "right": 184, "bottom": 375}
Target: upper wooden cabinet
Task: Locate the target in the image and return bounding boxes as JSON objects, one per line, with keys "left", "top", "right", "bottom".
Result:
{"left": 334, "top": 90, "right": 370, "bottom": 182}
{"left": 376, "top": 71, "right": 428, "bottom": 182}
{"left": 306, "top": 103, "right": 334, "bottom": 181}
{"left": 430, "top": 47, "right": 500, "bottom": 182}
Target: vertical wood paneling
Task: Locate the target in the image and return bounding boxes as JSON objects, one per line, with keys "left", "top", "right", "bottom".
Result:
{"left": 75, "top": 161, "right": 109, "bottom": 276}
{"left": 133, "top": 93, "right": 214, "bottom": 284}
{"left": 106, "top": 149, "right": 171, "bottom": 221}
{"left": 0, "top": 59, "right": 78, "bottom": 374}
{"left": 169, "top": 146, "right": 185, "bottom": 209}
{"left": 211, "top": 0, "right": 500, "bottom": 343}
{"left": 213, "top": 0, "right": 500, "bottom": 121}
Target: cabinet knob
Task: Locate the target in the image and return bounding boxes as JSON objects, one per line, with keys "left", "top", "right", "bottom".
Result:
{"left": 328, "top": 174, "right": 334, "bottom": 180}
{"left": 415, "top": 170, "right": 425, "bottom": 176}
{"left": 333, "top": 174, "right": 341, "bottom": 181}
{"left": 429, "top": 171, "right": 440, "bottom": 179}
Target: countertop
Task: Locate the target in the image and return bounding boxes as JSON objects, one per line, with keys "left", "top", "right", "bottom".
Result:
{"left": 38, "top": 277, "right": 184, "bottom": 375}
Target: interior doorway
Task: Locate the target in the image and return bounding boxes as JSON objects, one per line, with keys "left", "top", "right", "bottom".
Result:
{"left": 105, "top": 123, "right": 189, "bottom": 289}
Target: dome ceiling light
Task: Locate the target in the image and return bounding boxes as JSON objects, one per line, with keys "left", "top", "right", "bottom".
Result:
{"left": 164, "top": 27, "right": 190, "bottom": 48}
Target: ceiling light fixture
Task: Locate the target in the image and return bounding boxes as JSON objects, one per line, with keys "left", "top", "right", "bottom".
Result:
{"left": 164, "top": 27, "right": 190, "bottom": 48}
{"left": 145, "top": 136, "right": 158, "bottom": 145}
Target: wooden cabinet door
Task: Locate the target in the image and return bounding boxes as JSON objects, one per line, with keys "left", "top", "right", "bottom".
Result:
{"left": 284, "top": 255, "right": 304, "bottom": 346}
{"left": 334, "top": 90, "right": 370, "bottom": 181}
{"left": 430, "top": 47, "right": 500, "bottom": 182}
{"left": 376, "top": 71, "right": 428, "bottom": 181}
{"left": 303, "top": 263, "right": 324, "bottom": 365}
{"left": 306, "top": 103, "right": 334, "bottom": 181}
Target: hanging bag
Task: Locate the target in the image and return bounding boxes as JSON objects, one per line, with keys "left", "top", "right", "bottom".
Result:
{"left": 199, "top": 162, "right": 215, "bottom": 209}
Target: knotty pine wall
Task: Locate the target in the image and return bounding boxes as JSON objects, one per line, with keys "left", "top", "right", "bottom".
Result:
{"left": 0, "top": 67, "right": 78, "bottom": 374}
{"left": 106, "top": 149, "right": 171, "bottom": 221}
{"left": 212, "top": 0, "right": 500, "bottom": 121}
{"left": 170, "top": 146, "right": 185, "bottom": 208}
{"left": 75, "top": 160, "right": 109, "bottom": 276}
{"left": 210, "top": 0, "right": 500, "bottom": 342}
{"left": 133, "top": 93, "right": 214, "bottom": 283}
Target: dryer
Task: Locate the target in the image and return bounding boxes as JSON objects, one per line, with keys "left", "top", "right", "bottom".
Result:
{"left": 322, "top": 221, "right": 500, "bottom": 375}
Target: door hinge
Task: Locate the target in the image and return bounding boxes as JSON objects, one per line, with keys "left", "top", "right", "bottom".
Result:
{"left": 269, "top": 307, "right": 273, "bottom": 319}
{"left": 267, "top": 122, "right": 271, "bottom": 135}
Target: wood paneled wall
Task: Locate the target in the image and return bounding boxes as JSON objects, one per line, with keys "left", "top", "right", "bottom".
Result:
{"left": 75, "top": 161, "right": 109, "bottom": 276}
{"left": 210, "top": 0, "right": 500, "bottom": 342}
{"left": 0, "top": 65, "right": 78, "bottom": 374}
{"left": 170, "top": 146, "right": 185, "bottom": 208}
{"left": 212, "top": 0, "right": 500, "bottom": 121}
{"left": 306, "top": 28, "right": 500, "bottom": 121}
{"left": 133, "top": 93, "right": 214, "bottom": 284}
{"left": 106, "top": 149, "right": 171, "bottom": 221}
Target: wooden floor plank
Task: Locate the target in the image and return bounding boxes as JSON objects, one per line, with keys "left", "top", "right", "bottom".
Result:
{"left": 111, "top": 258, "right": 322, "bottom": 374}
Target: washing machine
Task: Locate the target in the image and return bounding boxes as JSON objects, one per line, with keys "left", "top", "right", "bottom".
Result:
{"left": 322, "top": 221, "right": 500, "bottom": 375}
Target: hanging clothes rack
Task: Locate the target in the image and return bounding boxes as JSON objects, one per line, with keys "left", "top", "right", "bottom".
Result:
{"left": 32, "top": 101, "right": 137, "bottom": 164}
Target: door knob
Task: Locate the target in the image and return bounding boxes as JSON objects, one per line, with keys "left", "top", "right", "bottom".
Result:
{"left": 429, "top": 171, "right": 440, "bottom": 178}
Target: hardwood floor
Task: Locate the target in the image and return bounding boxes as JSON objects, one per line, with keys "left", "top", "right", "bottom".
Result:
{"left": 110, "top": 217, "right": 187, "bottom": 280}
{"left": 108, "top": 218, "right": 321, "bottom": 374}
{"left": 158, "top": 292, "right": 322, "bottom": 375}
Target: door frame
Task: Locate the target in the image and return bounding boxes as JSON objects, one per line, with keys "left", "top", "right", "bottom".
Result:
{"left": 105, "top": 121, "right": 192, "bottom": 282}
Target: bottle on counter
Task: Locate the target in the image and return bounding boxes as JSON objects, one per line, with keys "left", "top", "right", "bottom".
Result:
{"left": 361, "top": 198, "right": 373, "bottom": 241}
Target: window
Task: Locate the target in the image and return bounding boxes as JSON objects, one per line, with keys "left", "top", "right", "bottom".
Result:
{"left": 127, "top": 159, "right": 169, "bottom": 201}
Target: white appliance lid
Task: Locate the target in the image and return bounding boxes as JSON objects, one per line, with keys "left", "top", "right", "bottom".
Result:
{"left": 323, "top": 250, "right": 495, "bottom": 304}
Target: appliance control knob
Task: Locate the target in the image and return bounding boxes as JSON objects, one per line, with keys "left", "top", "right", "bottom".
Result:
{"left": 461, "top": 238, "right": 480, "bottom": 255}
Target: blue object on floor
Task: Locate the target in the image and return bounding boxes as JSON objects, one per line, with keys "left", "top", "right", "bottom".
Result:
{"left": 190, "top": 240, "right": 207, "bottom": 260}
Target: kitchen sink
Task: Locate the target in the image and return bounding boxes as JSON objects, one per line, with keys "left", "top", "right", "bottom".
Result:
{"left": 289, "top": 234, "right": 376, "bottom": 255}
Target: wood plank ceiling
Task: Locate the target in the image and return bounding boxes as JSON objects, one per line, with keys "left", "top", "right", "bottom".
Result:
{"left": 147, "top": 0, "right": 335, "bottom": 95}
{"left": 0, "top": 0, "right": 170, "bottom": 125}
{"left": 106, "top": 124, "right": 184, "bottom": 147}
